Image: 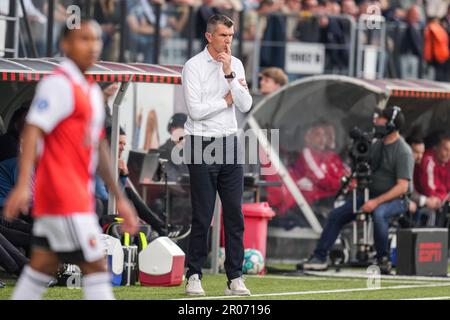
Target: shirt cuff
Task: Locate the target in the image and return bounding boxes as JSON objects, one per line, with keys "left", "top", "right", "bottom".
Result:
{"left": 419, "top": 195, "right": 427, "bottom": 207}
{"left": 229, "top": 77, "right": 240, "bottom": 90}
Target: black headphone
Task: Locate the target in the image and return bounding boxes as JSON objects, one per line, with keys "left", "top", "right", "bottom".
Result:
{"left": 386, "top": 106, "right": 402, "bottom": 134}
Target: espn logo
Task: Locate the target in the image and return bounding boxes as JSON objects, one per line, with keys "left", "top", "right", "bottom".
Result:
{"left": 418, "top": 242, "right": 442, "bottom": 263}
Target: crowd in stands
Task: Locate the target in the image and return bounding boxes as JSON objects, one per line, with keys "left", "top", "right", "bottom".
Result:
{"left": 2, "top": 0, "right": 450, "bottom": 81}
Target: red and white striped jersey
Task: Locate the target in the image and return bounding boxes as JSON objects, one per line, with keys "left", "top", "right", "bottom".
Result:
{"left": 26, "top": 59, "right": 105, "bottom": 217}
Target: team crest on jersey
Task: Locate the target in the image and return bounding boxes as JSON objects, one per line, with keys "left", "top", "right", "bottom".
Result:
{"left": 35, "top": 99, "right": 49, "bottom": 111}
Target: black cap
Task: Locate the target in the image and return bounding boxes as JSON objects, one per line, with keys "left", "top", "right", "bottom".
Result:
{"left": 167, "top": 113, "right": 187, "bottom": 132}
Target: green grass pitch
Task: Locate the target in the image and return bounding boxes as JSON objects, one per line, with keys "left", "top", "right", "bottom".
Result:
{"left": 1, "top": 264, "right": 450, "bottom": 300}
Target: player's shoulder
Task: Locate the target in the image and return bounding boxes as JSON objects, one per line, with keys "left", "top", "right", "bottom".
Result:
{"left": 36, "top": 73, "right": 71, "bottom": 93}
{"left": 398, "top": 138, "right": 413, "bottom": 154}
{"left": 90, "top": 81, "right": 103, "bottom": 95}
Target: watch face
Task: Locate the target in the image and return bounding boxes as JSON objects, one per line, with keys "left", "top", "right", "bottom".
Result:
{"left": 226, "top": 72, "right": 236, "bottom": 79}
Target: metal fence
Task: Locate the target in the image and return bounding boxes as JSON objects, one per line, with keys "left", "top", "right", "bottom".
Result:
{"left": 250, "top": 12, "right": 357, "bottom": 92}
{"left": 0, "top": 1, "right": 433, "bottom": 83}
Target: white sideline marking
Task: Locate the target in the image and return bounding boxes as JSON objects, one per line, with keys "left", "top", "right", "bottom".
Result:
{"left": 399, "top": 296, "right": 450, "bottom": 301}
{"left": 174, "top": 282, "right": 450, "bottom": 300}
{"left": 246, "top": 274, "right": 430, "bottom": 284}
{"left": 303, "top": 271, "right": 450, "bottom": 282}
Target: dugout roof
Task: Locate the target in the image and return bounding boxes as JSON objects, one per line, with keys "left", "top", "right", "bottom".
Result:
{"left": 0, "top": 58, "right": 182, "bottom": 84}
{"left": 0, "top": 58, "right": 182, "bottom": 132}
{"left": 247, "top": 75, "right": 450, "bottom": 154}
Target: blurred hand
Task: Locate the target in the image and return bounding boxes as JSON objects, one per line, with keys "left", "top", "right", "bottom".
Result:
{"left": 102, "top": 24, "right": 116, "bottom": 36}
{"left": 224, "top": 91, "right": 233, "bottom": 107}
{"left": 426, "top": 196, "right": 442, "bottom": 210}
{"left": 102, "top": 83, "right": 119, "bottom": 102}
{"left": 171, "top": 128, "right": 185, "bottom": 144}
{"left": 117, "top": 196, "right": 139, "bottom": 235}
{"left": 118, "top": 159, "right": 129, "bottom": 176}
{"left": 409, "top": 201, "right": 417, "bottom": 213}
{"left": 3, "top": 185, "right": 31, "bottom": 221}
{"left": 161, "top": 28, "right": 173, "bottom": 38}
{"left": 361, "top": 199, "right": 379, "bottom": 213}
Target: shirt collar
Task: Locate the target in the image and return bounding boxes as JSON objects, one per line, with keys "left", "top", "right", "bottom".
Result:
{"left": 59, "top": 58, "right": 90, "bottom": 88}
{"left": 203, "top": 46, "right": 216, "bottom": 63}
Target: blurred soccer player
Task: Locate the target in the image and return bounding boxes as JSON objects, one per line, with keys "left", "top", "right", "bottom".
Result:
{"left": 4, "top": 19, "right": 138, "bottom": 300}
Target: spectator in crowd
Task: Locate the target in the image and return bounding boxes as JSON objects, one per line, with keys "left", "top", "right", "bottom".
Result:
{"left": 145, "top": 113, "right": 192, "bottom": 236}
{"left": 0, "top": 105, "right": 34, "bottom": 283}
{"left": 259, "top": 67, "right": 289, "bottom": 95}
{"left": 259, "top": 0, "right": 287, "bottom": 69}
{"left": 341, "top": 0, "right": 359, "bottom": 20}
{"left": 406, "top": 134, "right": 443, "bottom": 226}
{"left": 166, "top": 2, "right": 191, "bottom": 38}
{"left": 0, "top": 105, "right": 31, "bottom": 226}
{"left": 93, "top": 0, "right": 119, "bottom": 61}
{"left": 294, "top": 122, "right": 344, "bottom": 207}
{"left": 414, "top": 132, "right": 450, "bottom": 226}
{"left": 95, "top": 127, "right": 129, "bottom": 217}
{"left": 399, "top": 5, "right": 424, "bottom": 79}
{"left": 322, "top": 11, "right": 351, "bottom": 72}
{"left": 156, "top": 113, "right": 189, "bottom": 181}
{"left": 96, "top": 126, "right": 183, "bottom": 237}
{"left": 294, "top": 0, "right": 322, "bottom": 43}
{"left": 441, "top": 3, "right": 450, "bottom": 33}
{"left": 282, "top": 0, "right": 302, "bottom": 40}
{"left": 423, "top": 16, "right": 450, "bottom": 81}
{"left": 322, "top": 122, "right": 349, "bottom": 181}
{"left": 265, "top": 122, "right": 345, "bottom": 229}
{"left": 0, "top": 104, "right": 34, "bottom": 230}
{"left": 0, "top": 104, "right": 29, "bottom": 163}
{"left": 127, "top": 0, "right": 173, "bottom": 63}
{"left": 196, "top": 0, "right": 226, "bottom": 46}
{"left": 440, "top": 4, "right": 450, "bottom": 81}
{"left": 101, "top": 82, "right": 119, "bottom": 129}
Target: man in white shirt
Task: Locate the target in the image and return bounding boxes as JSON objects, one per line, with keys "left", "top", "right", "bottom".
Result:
{"left": 182, "top": 14, "right": 252, "bottom": 296}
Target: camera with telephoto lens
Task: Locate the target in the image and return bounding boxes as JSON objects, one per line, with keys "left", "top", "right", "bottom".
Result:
{"left": 349, "top": 127, "right": 374, "bottom": 189}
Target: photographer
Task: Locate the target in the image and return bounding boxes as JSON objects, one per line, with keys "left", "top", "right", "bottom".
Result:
{"left": 298, "top": 106, "right": 414, "bottom": 274}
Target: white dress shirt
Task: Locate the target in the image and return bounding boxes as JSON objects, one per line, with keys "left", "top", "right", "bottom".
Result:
{"left": 182, "top": 46, "right": 253, "bottom": 137}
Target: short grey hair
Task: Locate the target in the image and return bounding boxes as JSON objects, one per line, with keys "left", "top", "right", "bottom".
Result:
{"left": 206, "top": 14, "right": 234, "bottom": 34}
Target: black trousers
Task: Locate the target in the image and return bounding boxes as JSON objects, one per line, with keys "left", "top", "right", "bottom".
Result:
{"left": 125, "top": 187, "right": 166, "bottom": 234}
{"left": 0, "top": 232, "right": 28, "bottom": 276}
{"left": 185, "top": 135, "right": 244, "bottom": 281}
{"left": 0, "top": 217, "right": 32, "bottom": 249}
{"left": 0, "top": 214, "right": 30, "bottom": 276}
{"left": 95, "top": 189, "right": 166, "bottom": 235}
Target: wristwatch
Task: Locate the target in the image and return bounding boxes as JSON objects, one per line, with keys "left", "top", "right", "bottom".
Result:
{"left": 224, "top": 71, "right": 236, "bottom": 79}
